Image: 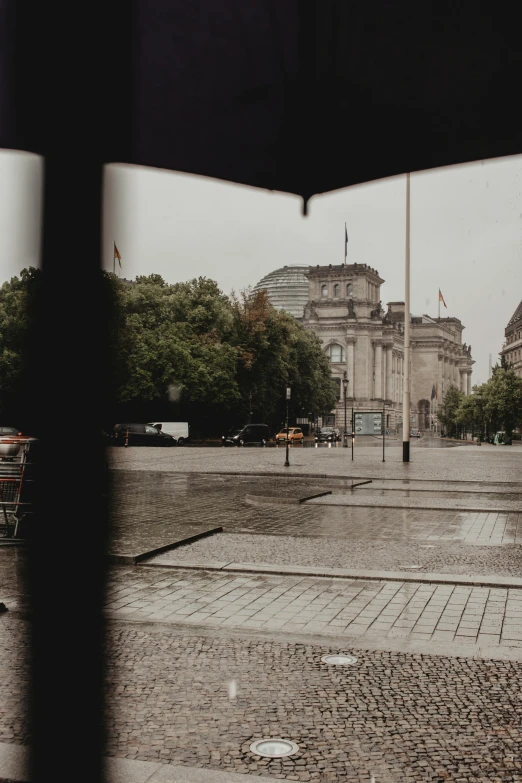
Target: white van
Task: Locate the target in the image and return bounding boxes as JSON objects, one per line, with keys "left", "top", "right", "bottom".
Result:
{"left": 148, "top": 422, "right": 190, "bottom": 445}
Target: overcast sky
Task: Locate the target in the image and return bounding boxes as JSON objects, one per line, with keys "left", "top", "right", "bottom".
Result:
{"left": 2, "top": 148, "right": 522, "bottom": 385}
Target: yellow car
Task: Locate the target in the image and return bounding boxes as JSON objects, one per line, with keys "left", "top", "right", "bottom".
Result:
{"left": 275, "top": 427, "right": 304, "bottom": 444}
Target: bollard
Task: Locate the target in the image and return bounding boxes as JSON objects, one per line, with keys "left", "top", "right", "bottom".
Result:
{"left": 125, "top": 429, "right": 129, "bottom": 448}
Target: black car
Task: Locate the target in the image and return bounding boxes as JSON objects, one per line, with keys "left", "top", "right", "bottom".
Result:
{"left": 315, "top": 426, "right": 341, "bottom": 443}
{"left": 111, "top": 423, "right": 177, "bottom": 447}
{"left": 222, "top": 424, "right": 270, "bottom": 446}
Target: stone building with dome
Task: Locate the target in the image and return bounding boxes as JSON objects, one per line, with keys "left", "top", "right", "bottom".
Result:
{"left": 252, "top": 264, "right": 310, "bottom": 319}
{"left": 254, "top": 262, "right": 474, "bottom": 431}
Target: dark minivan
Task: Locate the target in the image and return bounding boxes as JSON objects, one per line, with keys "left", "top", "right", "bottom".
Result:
{"left": 112, "top": 423, "right": 177, "bottom": 447}
{"left": 222, "top": 424, "right": 270, "bottom": 447}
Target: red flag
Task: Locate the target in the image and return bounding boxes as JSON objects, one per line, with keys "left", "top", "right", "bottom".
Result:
{"left": 114, "top": 242, "right": 122, "bottom": 269}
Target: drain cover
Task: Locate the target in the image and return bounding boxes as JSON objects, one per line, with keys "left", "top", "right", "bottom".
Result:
{"left": 250, "top": 739, "right": 299, "bottom": 758}
{"left": 321, "top": 654, "right": 358, "bottom": 665}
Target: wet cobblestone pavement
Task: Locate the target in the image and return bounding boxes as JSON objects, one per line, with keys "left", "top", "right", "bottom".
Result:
{"left": 149, "top": 532, "right": 522, "bottom": 577}
{"left": 110, "top": 471, "right": 522, "bottom": 576}
{"left": 106, "top": 622, "right": 522, "bottom": 782}
{"left": 3, "top": 612, "right": 522, "bottom": 782}
{"left": 107, "top": 442, "right": 522, "bottom": 484}
{"left": 2, "top": 446, "right": 522, "bottom": 782}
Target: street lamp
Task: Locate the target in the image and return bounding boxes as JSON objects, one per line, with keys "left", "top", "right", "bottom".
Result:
{"left": 342, "top": 372, "right": 349, "bottom": 447}
{"left": 284, "top": 386, "right": 291, "bottom": 467}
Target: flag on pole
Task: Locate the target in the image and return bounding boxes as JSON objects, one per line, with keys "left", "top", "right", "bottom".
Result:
{"left": 114, "top": 242, "right": 122, "bottom": 269}
{"left": 438, "top": 289, "right": 447, "bottom": 308}
{"left": 344, "top": 223, "right": 348, "bottom": 261}
{"left": 431, "top": 384, "right": 436, "bottom": 400}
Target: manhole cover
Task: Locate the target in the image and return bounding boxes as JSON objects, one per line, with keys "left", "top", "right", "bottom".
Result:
{"left": 250, "top": 739, "right": 299, "bottom": 758}
{"left": 321, "top": 654, "right": 358, "bottom": 665}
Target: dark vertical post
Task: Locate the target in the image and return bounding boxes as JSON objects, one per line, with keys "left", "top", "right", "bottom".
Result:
{"left": 351, "top": 408, "right": 354, "bottom": 461}
{"left": 343, "top": 372, "right": 348, "bottom": 447}
{"left": 382, "top": 405, "right": 385, "bottom": 462}
{"left": 13, "top": 2, "right": 132, "bottom": 783}
{"left": 285, "top": 386, "right": 291, "bottom": 467}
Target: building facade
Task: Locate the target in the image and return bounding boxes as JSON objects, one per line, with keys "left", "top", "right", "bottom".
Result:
{"left": 500, "top": 300, "right": 522, "bottom": 378}
{"left": 301, "top": 264, "right": 474, "bottom": 430}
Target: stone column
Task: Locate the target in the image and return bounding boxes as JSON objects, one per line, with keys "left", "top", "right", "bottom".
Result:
{"left": 459, "top": 370, "right": 466, "bottom": 393}
{"left": 346, "top": 338, "right": 355, "bottom": 398}
{"left": 467, "top": 371, "right": 472, "bottom": 395}
{"left": 374, "top": 341, "right": 383, "bottom": 399}
{"left": 385, "top": 344, "right": 393, "bottom": 401}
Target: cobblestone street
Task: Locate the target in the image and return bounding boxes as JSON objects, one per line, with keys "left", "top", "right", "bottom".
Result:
{"left": 1, "top": 444, "right": 522, "bottom": 781}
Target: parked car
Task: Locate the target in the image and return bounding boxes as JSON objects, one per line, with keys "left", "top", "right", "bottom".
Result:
{"left": 315, "top": 426, "right": 341, "bottom": 443}
{"left": 275, "top": 427, "right": 304, "bottom": 444}
{"left": 222, "top": 424, "right": 269, "bottom": 446}
{"left": 111, "top": 423, "right": 177, "bottom": 447}
{"left": 410, "top": 429, "right": 421, "bottom": 438}
{"left": 148, "top": 421, "right": 189, "bottom": 445}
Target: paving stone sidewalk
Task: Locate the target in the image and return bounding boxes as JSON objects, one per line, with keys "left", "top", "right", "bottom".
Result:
{"left": 105, "top": 565, "right": 522, "bottom": 652}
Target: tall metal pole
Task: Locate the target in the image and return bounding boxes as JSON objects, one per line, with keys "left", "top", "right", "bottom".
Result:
{"left": 403, "top": 172, "right": 411, "bottom": 463}
{"left": 343, "top": 373, "right": 348, "bottom": 447}
{"left": 382, "top": 404, "right": 385, "bottom": 462}
{"left": 351, "top": 407, "right": 354, "bottom": 461}
{"left": 284, "top": 386, "right": 290, "bottom": 467}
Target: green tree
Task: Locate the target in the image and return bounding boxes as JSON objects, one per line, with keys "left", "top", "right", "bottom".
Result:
{"left": 455, "top": 392, "right": 481, "bottom": 437}
{"left": 0, "top": 267, "right": 43, "bottom": 426}
{"left": 481, "top": 367, "right": 522, "bottom": 440}
{"left": 438, "top": 385, "right": 463, "bottom": 438}
{"left": 230, "top": 289, "right": 336, "bottom": 430}
{"left": 0, "top": 268, "right": 339, "bottom": 437}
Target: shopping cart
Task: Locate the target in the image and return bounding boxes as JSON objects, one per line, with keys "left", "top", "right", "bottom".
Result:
{"left": 0, "top": 438, "right": 36, "bottom": 539}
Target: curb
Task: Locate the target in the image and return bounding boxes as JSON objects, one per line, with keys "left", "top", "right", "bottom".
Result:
{"left": 0, "top": 743, "right": 277, "bottom": 783}
{"left": 158, "top": 469, "right": 522, "bottom": 488}
{"left": 245, "top": 490, "right": 332, "bottom": 505}
{"left": 304, "top": 498, "right": 521, "bottom": 513}
{"left": 137, "top": 559, "right": 522, "bottom": 590}
{"left": 108, "top": 526, "right": 223, "bottom": 565}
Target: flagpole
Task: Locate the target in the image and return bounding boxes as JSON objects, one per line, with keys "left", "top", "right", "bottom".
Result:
{"left": 113, "top": 242, "right": 115, "bottom": 275}
{"left": 403, "top": 173, "right": 411, "bottom": 463}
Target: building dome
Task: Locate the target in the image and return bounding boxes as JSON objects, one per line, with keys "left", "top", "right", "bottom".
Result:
{"left": 253, "top": 264, "right": 310, "bottom": 318}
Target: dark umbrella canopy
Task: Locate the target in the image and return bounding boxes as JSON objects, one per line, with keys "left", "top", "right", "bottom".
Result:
{"left": 2, "top": 1, "right": 522, "bottom": 202}
{"left": 130, "top": 0, "right": 522, "bottom": 204}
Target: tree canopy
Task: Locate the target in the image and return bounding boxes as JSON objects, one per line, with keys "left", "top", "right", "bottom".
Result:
{"left": 0, "top": 268, "right": 337, "bottom": 436}
{"left": 439, "top": 368, "right": 522, "bottom": 440}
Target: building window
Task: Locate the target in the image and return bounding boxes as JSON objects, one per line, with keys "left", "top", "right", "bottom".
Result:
{"left": 334, "top": 377, "right": 341, "bottom": 400}
{"left": 333, "top": 283, "right": 340, "bottom": 297}
{"left": 346, "top": 283, "right": 353, "bottom": 296}
{"left": 327, "top": 343, "right": 346, "bottom": 363}
{"left": 321, "top": 284, "right": 328, "bottom": 298}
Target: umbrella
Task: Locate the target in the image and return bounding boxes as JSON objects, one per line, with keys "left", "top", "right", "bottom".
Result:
{"left": 1, "top": 3, "right": 521, "bottom": 783}
{"left": 3, "top": 1, "right": 522, "bottom": 206}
